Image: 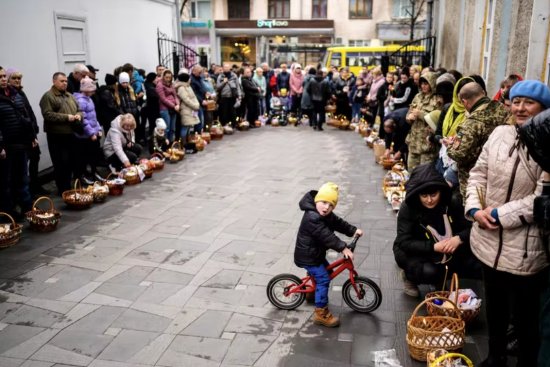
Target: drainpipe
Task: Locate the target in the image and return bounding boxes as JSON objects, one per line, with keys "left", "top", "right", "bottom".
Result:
{"left": 176, "top": 0, "right": 183, "bottom": 44}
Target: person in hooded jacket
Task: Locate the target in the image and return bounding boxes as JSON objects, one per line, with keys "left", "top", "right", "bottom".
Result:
{"left": 307, "top": 70, "right": 330, "bottom": 131}
{"left": 103, "top": 113, "right": 142, "bottom": 171}
{"left": 96, "top": 74, "right": 120, "bottom": 133}
{"left": 73, "top": 77, "right": 103, "bottom": 184}
{"left": 216, "top": 63, "right": 239, "bottom": 127}
{"left": 405, "top": 72, "right": 441, "bottom": 170}
{"left": 390, "top": 66, "right": 418, "bottom": 111}
{"left": 175, "top": 69, "right": 200, "bottom": 139}
{"left": 300, "top": 67, "right": 316, "bottom": 125}
{"left": 114, "top": 72, "right": 139, "bottom": 132}
{"left": 241, "top": 67, "right": 261, "bottom": 125}
{"left": 294, "top": 182, "right": 363, "bottom": 327}
{"left": 393, "top": 163, "right": 480, "bottom": 297}
{"left": 331, "top": 67, "right": 355, "bottom": 121}
{"left": 143, "top": 72, "right": 160, "bottom": 137}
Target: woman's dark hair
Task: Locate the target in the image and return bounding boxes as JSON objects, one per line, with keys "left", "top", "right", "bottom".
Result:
{"left": 455, "top": 77, "right": 474, "bottom": 96}
{"left": 468, "top": 74, "right": 487, "bottom": 94}
{"left": 418, "top": 186, "right": 441, "bottom": 196}
{"left": 138, "top": 69, "right": 146, "bottom": 77}
{"left": 502, "top": 88, "right": 510, "bottom": 101}
{"left": 448, "top": 69, "right": 463, "bottom": 82}
{"left": 145, "top": 72, "right": 156, "bottom": 83}
{"left": 162, "top": 69, "right": 173, "bottom": 77}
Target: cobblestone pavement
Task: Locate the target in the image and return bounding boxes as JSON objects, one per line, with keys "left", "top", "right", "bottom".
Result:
{"left": 0, "top": 125, "right": 491, "bottom": 366}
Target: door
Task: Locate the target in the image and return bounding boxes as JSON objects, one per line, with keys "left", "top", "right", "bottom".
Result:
{"left": 54, "top": 13, "right": 89, "bottom": 74}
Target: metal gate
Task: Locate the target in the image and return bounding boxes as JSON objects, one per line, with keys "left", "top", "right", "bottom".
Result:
{"left": 157, "top": 28, "right": 202, "bottom": 74}
{"left": 389, "top": 36, "right": 437, "bottom": 68}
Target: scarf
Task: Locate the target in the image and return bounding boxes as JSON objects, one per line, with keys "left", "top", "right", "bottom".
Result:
{"left": 442, "top": 77, "right": 474, "bottom": 137}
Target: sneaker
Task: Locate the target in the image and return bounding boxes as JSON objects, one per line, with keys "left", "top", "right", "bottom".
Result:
{"left": 399, "top": 271, "right": 419, "bottom": 297}
{"left": 313, "top": 307, "right": 340, "bottom": 327}
{"left": 94, "top": 173, "right": 106, "bottom": 182}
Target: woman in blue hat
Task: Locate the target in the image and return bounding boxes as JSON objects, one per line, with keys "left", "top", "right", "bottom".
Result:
{"left": 465, "top": 80, "right": 550, "bottom": 367}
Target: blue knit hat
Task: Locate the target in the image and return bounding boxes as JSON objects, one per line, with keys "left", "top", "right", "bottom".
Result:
{"left": 509, "top": 80, "right": 550, "bottom": 109}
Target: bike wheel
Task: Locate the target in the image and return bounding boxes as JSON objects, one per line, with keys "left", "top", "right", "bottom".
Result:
{"left": 267, "top": 273, "right": 306, "bottom": 310}
{"left": 342, "top": 276, "right": 382, "bottom": 313}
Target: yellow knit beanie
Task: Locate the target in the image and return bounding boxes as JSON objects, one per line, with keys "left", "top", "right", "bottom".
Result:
{"left": 314, "top": 182, "right": 339, "bottom": 207}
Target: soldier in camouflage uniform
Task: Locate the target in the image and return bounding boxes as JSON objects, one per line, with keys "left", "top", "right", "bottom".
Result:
{"left": 405, "top": 72, "right": 441, "bottom": 170}
{"left": 447, "top": 82, "right": 510, "bottom": 200}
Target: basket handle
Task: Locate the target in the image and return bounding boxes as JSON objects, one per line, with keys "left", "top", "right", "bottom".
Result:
{"left": 411, "top": 296, "right": 462, "bottom": 320}
{"left": 106, "top": 172, "right": 118, "bottom": 181}
{"left": 0, "top": 212, "right": 16, "bottom": 229}
{"left": 33, "top": 196, "right": 54, "bottom": 211}
{"left": 430, "top": 353, "right": 473, "bottom": 367}
{"left": 171, "top": 141, "right": 181, "bottom": 150}
{"left": 449, "top": 273, "right": 459, "bottom": 304}
{"left": 74, "top": 178, "right": 81, "bottom": 191}
{"left": 151, "top": 152, "right": 165, "bottom": 160}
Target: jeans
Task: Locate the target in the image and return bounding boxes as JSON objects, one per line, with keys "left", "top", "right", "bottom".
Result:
{"left": 160, "top": 109, "right": 177, "bottom": 142}
{"left": 351, "top": 102, "right": 362, "bottom": 121}
{"left": 0, "top": 149, "right": 32, "bottom": 214}
{"left": 302, "top": 260, "right": 331, "bottom": 308}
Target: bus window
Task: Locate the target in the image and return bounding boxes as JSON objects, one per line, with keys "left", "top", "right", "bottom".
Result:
{"left": 330, "top": 52, "right": 342, "bottom": 67}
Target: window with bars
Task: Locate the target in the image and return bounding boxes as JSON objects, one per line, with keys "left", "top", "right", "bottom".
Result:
{"left": 312, "top": 0, "right": 328, "bottom": 19}
{"left": 349, "top": 0, "right": 373, "bottom": 19}
{"left": 268, "top": 0, "right": 290, "bottom": 18}
{"left": 228, "top": 0, "right": 250, "bottom": 19}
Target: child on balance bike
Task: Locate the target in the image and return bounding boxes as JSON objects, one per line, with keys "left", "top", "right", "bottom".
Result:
{"left": 294, "top": 182, "right": 363, "bottom": 327}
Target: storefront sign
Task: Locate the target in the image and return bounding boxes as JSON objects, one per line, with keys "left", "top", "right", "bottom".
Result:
{"left": 257, "top": 19, "right": 289, "bottom": 28}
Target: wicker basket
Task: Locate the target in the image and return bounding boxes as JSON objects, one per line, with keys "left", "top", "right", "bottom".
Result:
{"left": 407, "top": 297, "right": 465, "bottom": 362}
{"left": 325, "top": 104, "right": 337, "bottom": 113}
{"left": 0, "top": 212, "right": 23, "bottom": 248}
{"left": 201, "top": 131, "right": 212, "bottom": 144}
{"left": 205, "top": 98, "right": 217, "bottom": 111}
{"left": 287, "top": 114, "right": 298, "bottom": 126}
{"left": 171, "top": 141, "right": 186, "bottom": 160}
{"left": 237, "top": 120, "right": 250, "bottom": 131}
{"left": 425, "top": 273, "right": 481, "bottom": 323}
{"left": 338, "top": 115, "right": 351, "bottom": 130}
{"left": 210, "top": 121, "right": 224, "bottom": 140}
{"left": 373, "top": 140, "right": 386, "bottom": 162}
{"left": 381, "top": 157, "right": 398, "bottom": 170}
{"left": 105, "top": 173, "right": 125, "bottom": 196}
{"left": 25, "top": 196, "right": 62, "bottom": 232}
{"left": 254, "top": 120, "right": 261, "bottom": 127}
{"left": 150, "top": 153, "right": 165, "bottom": 170}
{"left": 327, "top": 114, "right": 341, "bottom": 127}
{"left": 138, "top": 162, "right": 154, "bottom": 179}
{"left": 122, "top": 167, "right": 141, "bottom": 185}
{"left": 223, "top": 125, "right": 234, "bottom": 134}
{"left": 62, "top": 179, "right": 93, "bottom": 209}
{"left": 428, "top": 352, "right": 473, "bottom": 367}
{"left": 88, "top": 182, "right": 110, "bottom": 203}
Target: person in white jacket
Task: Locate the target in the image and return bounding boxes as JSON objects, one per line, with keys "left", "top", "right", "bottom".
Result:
{"left": 103, "top": 113, "right": 142, "bottom": 170}
{"left": 465, "top": 80, "right": 550, "bottom": 367}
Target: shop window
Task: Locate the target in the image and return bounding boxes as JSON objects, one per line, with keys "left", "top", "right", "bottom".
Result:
{"left": 228, "top": 0, "right": 250, "bottom": 19}
{"left": 349, "top": 0, "right": 373, "bottom": 19}
{"left": 312, "top": 0, "right": 327, "bottom": 19}
{"left": 268, "top": 0, "right": 290, "bottom": 19}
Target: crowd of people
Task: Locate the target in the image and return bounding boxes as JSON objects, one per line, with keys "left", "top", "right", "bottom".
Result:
{"left": 1, "top": 57, "right": 549, "bottom": 365}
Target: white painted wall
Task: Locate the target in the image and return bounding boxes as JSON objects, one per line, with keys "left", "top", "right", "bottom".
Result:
{"left": 0, "top": 0, "right": 178, "bottom": 169}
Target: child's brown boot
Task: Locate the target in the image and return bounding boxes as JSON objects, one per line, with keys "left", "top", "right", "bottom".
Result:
{"left": 313, "top": 307, "right": 340, "bottom": 327}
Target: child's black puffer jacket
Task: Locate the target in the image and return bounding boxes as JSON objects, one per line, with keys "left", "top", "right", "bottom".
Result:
{"left": 294, "top": 191, "right": 357, "bottom": 267}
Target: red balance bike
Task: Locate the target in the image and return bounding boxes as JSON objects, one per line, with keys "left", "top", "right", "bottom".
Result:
{"left": 267, "top": 236, "right": 382, "bottom": 313}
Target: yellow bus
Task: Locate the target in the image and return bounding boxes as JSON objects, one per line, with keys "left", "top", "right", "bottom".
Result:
{"left": 322, "top": 45, "right": 426, "bottom": 75}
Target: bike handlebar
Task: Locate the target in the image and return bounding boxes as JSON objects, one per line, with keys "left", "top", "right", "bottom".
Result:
{"left": 347, "top": 235, "right": 360, "bottom": 252}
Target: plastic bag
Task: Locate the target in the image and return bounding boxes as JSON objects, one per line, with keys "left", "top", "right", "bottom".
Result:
{"left": 372, "top": 349, "right": 403, "bottom": 367}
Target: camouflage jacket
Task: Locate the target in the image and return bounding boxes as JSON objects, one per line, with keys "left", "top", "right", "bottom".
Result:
{"left": 405, "top": 72, "right": 441, "bottom": 154}
{"left": 447, "top": 98, "right": 510, "bottom": 198}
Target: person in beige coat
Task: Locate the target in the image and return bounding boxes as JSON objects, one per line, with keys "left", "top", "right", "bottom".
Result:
{"left": 465, "top": 80, "right": 550, "bottom": 367}
{"left": 175, "top": 69, "right": 200, "bottom": 140}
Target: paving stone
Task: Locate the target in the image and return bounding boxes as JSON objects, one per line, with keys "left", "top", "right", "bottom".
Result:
{"left": 48, "top": 330, "right": 113, "bottom": 358}
{"left": 111, "top": 309, "right": 172, "bottom": 332}
{"left": 224, "top": 313, "right": 283, "bottom": 336}
{"left": 222, "top": 333, "right": 276, "bottom": 366}
{"left": 144, "top": 268, "right": 194, "bottom": 285}
{"left": 104, "top": 266, "right": 154, "bottom": 285}
{"left": 65, "top": 306, "right": 125, "bottom": 334}
{"left": 202, "top": 270, "right": 243, "bottom": 289}
{"left": 97, "top": 330, "right": 158, "bottom": 362}
{"left": 1, "top": 305, "right": 64, "bottom": 328}
{"left": 180, "top": 310, "right": 232, "bottom": 338}
{"left": 93, "top": 283, "right": 146, "bottom": 302}
{"left": 0, "top": 325, "right": 45, "bottom": 354}
{"left": 157, "top": 335, "right": 231, "bottom": 365}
